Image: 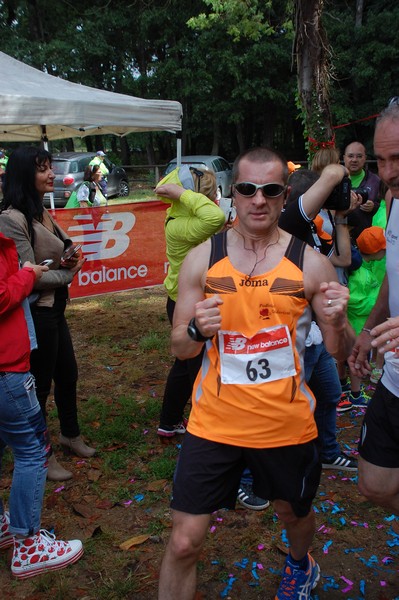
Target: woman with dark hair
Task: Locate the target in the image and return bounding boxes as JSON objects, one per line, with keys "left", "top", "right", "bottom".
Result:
{"left": 0, "top": 146, "right": 95, "bottom": 481}
{"left": 65, "top": 163, "right": 106, "bottom": 208}
{"left": 0, "top": 231, "right": 83, "bottom": 578}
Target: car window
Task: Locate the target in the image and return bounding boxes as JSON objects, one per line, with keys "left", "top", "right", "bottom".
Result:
{"left": 51, "top": 161, "right": 68, "bottom": 175}
{"left": 212, "top": 159, "right": 222, "bottom": 172}
{"left": 79, "top": 157, "right": 92, "bottom": 172}
{"left": 185, "top": 163, "right": 207, "bottom": 171}
{"left": 165, "top": 162, "right": 177, "bottom": 175}
{"left": 218, "top": 158, "right": 231, "bottom": 172}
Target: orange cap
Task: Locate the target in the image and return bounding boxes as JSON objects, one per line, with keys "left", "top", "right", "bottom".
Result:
{"left": 356, "top": 226, "right": 386, "bottom": 254}
{"left": 287, "top": 161, "right": 301, "bottom": 174}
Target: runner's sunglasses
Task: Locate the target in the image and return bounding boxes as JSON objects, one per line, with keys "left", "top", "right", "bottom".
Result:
{"left": 233, "top": 182, "right": 287, "bottom": 198}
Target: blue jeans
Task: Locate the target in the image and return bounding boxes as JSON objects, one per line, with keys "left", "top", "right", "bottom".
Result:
{"left": 0, "top": 372, "right": 49, "bottom": 537}
{"left": 305, "top": 343, "right": 341, "bottom": 462}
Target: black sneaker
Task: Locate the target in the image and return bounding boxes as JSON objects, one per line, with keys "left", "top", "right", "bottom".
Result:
{"left": 322, "top": 452, "right": 358, "bottom": 472}
{"left": 157, "top": 418, "right": 188, "bottom": 438}
{"left": 237, "top": 484, "right": 270, "bottom": 511}
{"left": 341, "top": 379, "right": 351, "bottom": 394}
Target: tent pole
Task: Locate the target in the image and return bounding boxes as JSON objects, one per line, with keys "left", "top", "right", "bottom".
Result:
{"left": 41, "top": 126, "right": 55, "bottom": 210}
{"left": 176, "top": 133, "right": 182, "bottom": 167}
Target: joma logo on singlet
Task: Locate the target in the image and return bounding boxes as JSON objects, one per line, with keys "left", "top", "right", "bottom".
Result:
{"left": 239, "top": 278, "right": 269, "bottom": 287}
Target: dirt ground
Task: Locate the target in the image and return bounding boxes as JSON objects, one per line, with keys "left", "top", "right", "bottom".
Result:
{"left": 1, "top": 286, "right": 399, "bottom": 599}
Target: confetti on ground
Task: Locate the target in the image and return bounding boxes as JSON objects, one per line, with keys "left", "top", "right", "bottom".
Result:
{"left": 220, "top": 575, "right": 236, "bottom": 598}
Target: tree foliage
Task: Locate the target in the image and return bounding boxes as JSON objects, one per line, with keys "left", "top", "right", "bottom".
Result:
{"left": 0, "top": 0, "right": 398, "bottom": 162}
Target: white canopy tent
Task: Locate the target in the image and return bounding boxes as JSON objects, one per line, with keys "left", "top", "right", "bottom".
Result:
{"left": 0, "top": 52, "right": 182, "bottom": 141}
{"left": 0, "top": 52, "right": 182, "bottom": 207}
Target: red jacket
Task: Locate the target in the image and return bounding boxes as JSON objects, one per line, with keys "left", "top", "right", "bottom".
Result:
{"left": 0, "top": 232, "right": 36, "bottom": 372}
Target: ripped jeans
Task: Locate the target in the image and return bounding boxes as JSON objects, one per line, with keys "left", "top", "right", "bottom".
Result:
{"left": 0, "top": 372, "right": 49, "bottom": 537}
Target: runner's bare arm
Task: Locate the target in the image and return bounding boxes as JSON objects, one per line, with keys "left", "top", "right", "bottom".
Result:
{"left": 301, "top": 164, "right": 349, "bottom": 220}
{"left": 171, "top": 240, "right": 223, "bottom": 360}
{"left": 348, "top": 275, "right": 390, "bottom": 377}
{"left": 304, "top": 247, "right": 355, "bottom": 361}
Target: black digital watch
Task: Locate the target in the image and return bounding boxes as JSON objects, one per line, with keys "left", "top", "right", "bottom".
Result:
{"left": 187, "top": 317, "right": 212, "bottom": 342}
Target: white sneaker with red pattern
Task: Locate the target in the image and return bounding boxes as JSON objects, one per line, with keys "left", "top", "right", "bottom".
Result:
{"left": 0, "top": 511, "right": 14, "bottom": 550}
{"left": 11, "top": 529, "right": 83, "bottom": 579}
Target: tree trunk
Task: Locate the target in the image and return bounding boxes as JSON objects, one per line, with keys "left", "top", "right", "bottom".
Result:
{"left": 65, "top": 138, "right": 74, "bottom": 152}
{"left": 211, "top": 120, "right": 220, "bottom": 155}
{"left": 236, "top": 122, "right": 246, "bottom": 154}
{"left": 120, "top": 137, "right": 131, "bottom": 165}
{"left": 261, "top": 104, "right": 275, "bottom": 148}
{"left": 146, "top": 133, "right": 156, "bottom": 165}
{"left": 294, "top": 0, "right": 333, "bottom": 147}
{"left": 355, "top": 0, "right": 364, "bottom": 28}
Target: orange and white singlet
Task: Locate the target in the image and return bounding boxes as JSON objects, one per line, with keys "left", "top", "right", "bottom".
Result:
{"left": 187, "top": 232, "right": 318, "bottom": 448}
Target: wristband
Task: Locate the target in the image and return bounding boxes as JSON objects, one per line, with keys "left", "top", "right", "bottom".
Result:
{"left": 334, "top": 217, "right": 348, "bottom": 225}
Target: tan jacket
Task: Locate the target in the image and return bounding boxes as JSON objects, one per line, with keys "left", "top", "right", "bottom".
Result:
{"left": 0, "top": 207, "right": 75, "bottom": 307}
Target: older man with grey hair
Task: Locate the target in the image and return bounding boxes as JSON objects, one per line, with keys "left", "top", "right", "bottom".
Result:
{"left": 349, "top": 100, "right": 399, "bottom": 514}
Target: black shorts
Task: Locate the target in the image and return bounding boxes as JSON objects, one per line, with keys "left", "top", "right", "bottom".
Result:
{"left": 171, "top": 432, "right": 321, "bottom": 518}
{"left": 358, "top": 381, "right": 399, "bottom": 468}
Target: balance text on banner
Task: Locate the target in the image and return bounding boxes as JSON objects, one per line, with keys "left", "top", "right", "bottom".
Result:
{"left": 51, "top": 202, "right": 167, "bottom": 299}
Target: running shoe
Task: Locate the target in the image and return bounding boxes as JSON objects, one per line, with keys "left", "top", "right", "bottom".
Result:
{"left": 237, "top": 484, "right": 270, "bottom": 511}
{"left": 341, "top": 379, "right": 351, "bottom": 394}
{"left": 157, "top": 418, "right": 188, "bottom": 438}
{"left": 275, "top": 553, "right": 320, "bottom": 599}
{"left": 337, "top": 395, "right": 353, "bottom": 412}
{"left": 348, "top": 391, "right": 369, "bottom": 408}
{"left": 322, "top": 452, "right": 358, "bottom": 471}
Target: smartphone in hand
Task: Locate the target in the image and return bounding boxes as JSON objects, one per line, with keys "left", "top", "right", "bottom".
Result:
{"left": 62, "top": 244, "right": 82, "bottom": 260}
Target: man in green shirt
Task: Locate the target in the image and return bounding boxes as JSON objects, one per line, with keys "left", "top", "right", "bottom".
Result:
{"left": 343, "top": 141, "right": 381, "bottom": 240}
{"left": 89, "top": 151, "right": 109, "bottom": 198}
{"left": 0, "top": 151, "right": 7, "bottom": 197}
{"left": 0, "top": 150, "right": 8, "bottom": 170}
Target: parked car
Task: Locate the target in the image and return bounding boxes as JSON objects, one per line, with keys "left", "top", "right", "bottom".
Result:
{"left": 164, "top": 155, "right": 232, "bottom": 199}
{"left": 44, "top": 152, "right": 130, "bottom": 208}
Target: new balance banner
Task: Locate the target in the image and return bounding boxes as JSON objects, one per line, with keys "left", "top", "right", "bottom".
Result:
{"left": 51, "top": 202, "right": 167, "bottom": 298}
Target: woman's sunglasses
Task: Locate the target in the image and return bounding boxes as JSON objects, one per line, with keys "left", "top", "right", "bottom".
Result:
{"left": 189, "top": 167, "right": 204, "bottom": 192}
{"left": 233, "top": 182, "right": 287, "bottom": 198}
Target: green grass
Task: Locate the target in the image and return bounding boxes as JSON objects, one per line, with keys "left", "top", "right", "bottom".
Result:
{"left": 138, "top": 330, "right": 169, "bottom": 353}
{"left": 31, "top": 573, "right": 71, "bottom": 596}
{"left": 81, "top": 394, "right": 161, "bottom": 446}
{"left": 147, "top": 456, "right": 176, "bottom": 480}
{"left": 108, "top": 188, "right": 157, "bottom": 205}
{"left": 147, "top": 517, "right": 168, "bottom": 536}
{"left": 89, "top": 572, "right": 141, "bottom": 599}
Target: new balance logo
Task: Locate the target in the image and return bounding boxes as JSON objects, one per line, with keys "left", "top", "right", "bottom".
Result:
{"left": 66, "top": 212, "right": 136, "bottom": 260}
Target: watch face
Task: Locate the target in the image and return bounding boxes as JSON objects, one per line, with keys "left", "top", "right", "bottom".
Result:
{"left": 187, "top": 321, "right": 198, "bottom": 340}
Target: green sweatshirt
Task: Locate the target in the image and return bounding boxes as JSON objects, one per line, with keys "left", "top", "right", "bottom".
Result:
{"left": 164, "top": 189, "right": 225, "bottom": 300}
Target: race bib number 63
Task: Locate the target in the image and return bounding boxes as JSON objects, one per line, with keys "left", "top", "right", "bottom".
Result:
{"left": 218, "top": 325, "right": 297, "bottom": 385}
